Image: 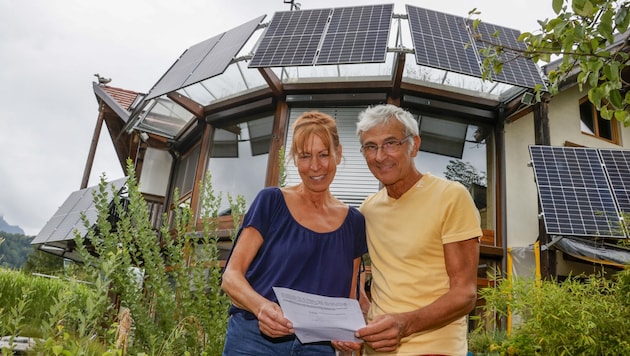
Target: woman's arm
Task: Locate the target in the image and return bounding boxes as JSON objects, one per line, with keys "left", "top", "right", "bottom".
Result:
{"left": 221, "top": 226, "right": 294, "bottom": 337}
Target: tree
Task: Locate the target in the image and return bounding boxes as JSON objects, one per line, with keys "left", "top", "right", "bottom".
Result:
{"left": 0, "top": 232, "right": 33, "bottom": 269}
{"left": 472, "top": 0, "right": 630, "bottom": 123}
{"left": 444, "top": 160, "right": 487, "bottom": 188}
{"left": 22, "top": 247, "right": 65, "bottom": 275}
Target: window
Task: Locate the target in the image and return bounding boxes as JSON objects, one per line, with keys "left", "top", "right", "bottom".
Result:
{"left": 207, "top": 114, "right": 273, "bottom": 214}
{"left": 411, "top": 112, "right": 493, "bottom": 230}
{"left": 580, "top": 98, "right": 619, "bottom": 143}
{"left": 173, "top": 144, "right": 200, "bottom": 198}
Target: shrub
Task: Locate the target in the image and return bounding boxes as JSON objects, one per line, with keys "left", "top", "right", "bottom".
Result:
{"left": 470, "top": 267, "right": 630, "bottom": 355}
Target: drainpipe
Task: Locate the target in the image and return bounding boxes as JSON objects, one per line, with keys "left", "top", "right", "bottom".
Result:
{"left": 497, "top": 104, "right": 508, "bottom": 276}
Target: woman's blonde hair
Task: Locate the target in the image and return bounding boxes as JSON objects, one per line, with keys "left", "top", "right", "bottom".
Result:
{"left": 289, "top": 111, "right": 341, "bottom": 165}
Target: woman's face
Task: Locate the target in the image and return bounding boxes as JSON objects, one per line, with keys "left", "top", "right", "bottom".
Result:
{"left": 295, "top": 134, "right": 341, "bottom": 193}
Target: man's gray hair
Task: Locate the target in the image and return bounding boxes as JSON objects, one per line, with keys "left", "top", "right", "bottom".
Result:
{"left": 356, "top": 104, "right": 419, "bottom": 139}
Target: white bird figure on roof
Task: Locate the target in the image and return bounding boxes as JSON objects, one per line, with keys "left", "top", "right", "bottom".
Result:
{"left": 94, "top": 73, "right": 112, "bottom": 85}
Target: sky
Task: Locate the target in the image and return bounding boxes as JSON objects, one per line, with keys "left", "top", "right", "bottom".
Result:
{"left": 0, "top": 0, "right": 557, "bottom": 236}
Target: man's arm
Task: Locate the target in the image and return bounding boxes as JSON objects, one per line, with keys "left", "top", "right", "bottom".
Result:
{"left": 355, "top": 237, "right": 480, "bottom": 352}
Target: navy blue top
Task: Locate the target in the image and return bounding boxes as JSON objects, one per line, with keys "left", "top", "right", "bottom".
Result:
{"left": 226, "top": 187, "right": 367, "bottom": 317}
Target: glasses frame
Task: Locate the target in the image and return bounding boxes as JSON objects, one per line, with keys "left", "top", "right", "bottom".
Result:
{"left": 360, "top": 134, "right": 413, "bottom": 156}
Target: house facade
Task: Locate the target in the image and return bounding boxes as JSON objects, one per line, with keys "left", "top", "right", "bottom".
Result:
{"left": 32, "top": 4, "right": 630, "bottom": 294}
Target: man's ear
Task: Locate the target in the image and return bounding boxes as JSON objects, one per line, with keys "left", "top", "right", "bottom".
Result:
{"left": 411, "top": 136, "right": 421, "bottom": 157}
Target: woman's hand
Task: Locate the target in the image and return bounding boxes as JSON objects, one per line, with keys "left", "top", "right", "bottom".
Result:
{"left": 331, "top": 340, "right": 363, "bottom": 353}
{"left": 257, "top": 301, "right": 294, "bottom": 338}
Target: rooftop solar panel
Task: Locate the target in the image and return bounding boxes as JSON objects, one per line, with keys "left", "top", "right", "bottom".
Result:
{"left": 146, "top": 15, "right": 264, "bottom": 100}
{"left": 406, "top": 5, "right": 481, "bottom": 78}
{"left": 529, "top": 145, "right": 625, "bottom": 238}
{"left": 316, "top": 4, "right": 393, "bottom": 65}
{"left": 249, "top": 8, "right": 330, "bottom": 67}
{"left": 249, "top": 4, "right": 393, "bottom": 68}
{"left": 473, "top": 22, "right": 545, "bottom": 89}
{"left": 406, "top": 5, "right": 545, "bottom": 89}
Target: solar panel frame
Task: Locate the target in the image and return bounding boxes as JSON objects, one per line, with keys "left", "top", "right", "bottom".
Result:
{"left": 529, "top": 145, "right": 624, "bottom": 238}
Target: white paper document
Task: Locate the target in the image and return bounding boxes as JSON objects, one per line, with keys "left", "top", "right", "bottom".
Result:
{"left": 272, "top": 286, "right": 366, "bottom": 343}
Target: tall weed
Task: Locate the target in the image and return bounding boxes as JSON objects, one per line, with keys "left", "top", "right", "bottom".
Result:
{"left": 470, "top": 268, "right": 630, "bottom": 355}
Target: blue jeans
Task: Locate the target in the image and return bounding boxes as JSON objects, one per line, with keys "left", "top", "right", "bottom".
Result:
{"left": 223, "top": 312, "right": 335, "bottom": 355}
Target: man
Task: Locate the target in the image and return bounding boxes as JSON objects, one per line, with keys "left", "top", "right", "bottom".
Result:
{"left": 354, "top": 104, "right": 481, "bottom": 355}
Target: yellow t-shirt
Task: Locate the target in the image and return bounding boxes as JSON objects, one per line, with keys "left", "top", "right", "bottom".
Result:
{"left": 360, "top": 173, "right": 482, "bottom": 356}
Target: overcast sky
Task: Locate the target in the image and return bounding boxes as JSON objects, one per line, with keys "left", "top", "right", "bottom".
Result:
{"left": 0, "top": 0, "right": 556, "bottom": 236}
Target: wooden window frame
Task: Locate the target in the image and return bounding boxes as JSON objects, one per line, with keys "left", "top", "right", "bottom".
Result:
{"left": 579, "top": 97, "right": 619, "bottom": 144}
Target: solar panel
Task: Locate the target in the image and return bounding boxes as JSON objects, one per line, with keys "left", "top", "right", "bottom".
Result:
{"left": 599, "top": 149, "right": 630, "bottom": 215}
{"left": 473, "top": 22, "right": 545, "bottom": 89}
{"left": 146, "top": 16, "right": 265, "bottom": 100}
{"left": 249, "top": 4, "right": 393, "bottom": 68}
{"left": 316, "top": 4, "right": 393, "bottom": 65}
{"left": 406, "top": 5, "right": 481, "bottom": 78}
{"left": 249, "top": 8, "right": 330, "bottom": 67}
{"left": 406, "top": 5, "right": 545, "bottom": 89}
{"left": 529, "top": 145, "right": 624, "bottom": 238}
{"left": 31, "top": 178, "right": 127, "bottom": 245}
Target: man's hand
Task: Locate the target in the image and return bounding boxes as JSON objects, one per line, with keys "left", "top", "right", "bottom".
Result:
{"left": 355, "top": 314, "right": 404, "bottom": 352}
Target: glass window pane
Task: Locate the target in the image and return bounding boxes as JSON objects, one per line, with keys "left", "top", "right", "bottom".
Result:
{"left": 207, "top": 121, "right": 269, "bottom": 213}
{"left": 597, "top": 115, "right": 613, "bottom": 140}
{"left": 579, "top": 101, "right": 595, "bottom": 135}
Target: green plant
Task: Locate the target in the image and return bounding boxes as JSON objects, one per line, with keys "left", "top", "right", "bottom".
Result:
{"left": 1, "top": 160, "right": 245, "bottom": 355}
{"left": 68, "top": 160, "right": 243, "bottom": 354}
{"left": 472, "top": 267, "right": 630, "bottom": 355}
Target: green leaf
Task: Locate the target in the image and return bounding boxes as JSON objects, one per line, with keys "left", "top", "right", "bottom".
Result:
{"left": 577, "top": 71, "right": 588, "bottom": 84}
{"left": 610, "top": 89, "right": 623, "bottom": 109}
{"left": 588, "top": 87, "right": 603, "bottom": 109}
{"left": 473, "top": 18, "right": 481, "bottom": 30}
{"left": 615, "top": 5, "right": 630, "bottom": 33}
{"left": 553, "top": 0, "right": 564, "bottom": 14}
{"left": 603, "top": 62, "right": 619, "bottom": 82}
{"left": 572, "top": 0, "right": 596, "bottom": 17}
{"left": 518, "top": 32, "right": 531, "bottom": 41}
{"left": 614, "top": 109, "right": 628, "bottom": 123}
{"left": 588, "top": 71, "right": 599, "bottom": 88}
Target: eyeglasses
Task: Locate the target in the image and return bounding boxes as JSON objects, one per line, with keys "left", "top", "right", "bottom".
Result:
{"left": 360, "top": 134, "right": 413, "bottom": 156}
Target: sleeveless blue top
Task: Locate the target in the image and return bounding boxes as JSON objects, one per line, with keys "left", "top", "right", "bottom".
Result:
{"left": 226, "top": 187, "right": 367, "bottom": 318}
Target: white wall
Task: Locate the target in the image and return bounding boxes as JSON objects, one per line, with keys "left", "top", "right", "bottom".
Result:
{"left": 548, "top": 85, "right": 629, "bottom": 148}
{"left": 504, "top": 111, "right": 539, "bottom": 248}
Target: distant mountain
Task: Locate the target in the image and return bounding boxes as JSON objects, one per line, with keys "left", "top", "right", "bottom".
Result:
{"left": 0, "top": 215, "right": 25, "bottom": 235}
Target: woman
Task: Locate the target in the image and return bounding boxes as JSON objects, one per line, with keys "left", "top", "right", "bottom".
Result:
{"left": 221, "top": 111, "right": 367, "bottom": 355}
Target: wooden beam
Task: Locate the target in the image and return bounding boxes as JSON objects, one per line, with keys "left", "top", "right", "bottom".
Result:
{"left": 257, "top": 67, "right": 283, "bottom": 97}
{"left": 266, "top": 100, "right": 289, "bottom": 187}
{"left": 167, "top": 92, "right": 204, "bottom": 118}
{"left": 81, "top": 103, "right": 105, "bottom": 189}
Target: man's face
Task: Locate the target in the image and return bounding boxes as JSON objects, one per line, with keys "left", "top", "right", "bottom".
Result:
{"left": 359, "top": 120, "right": 419, "bottom": 188}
